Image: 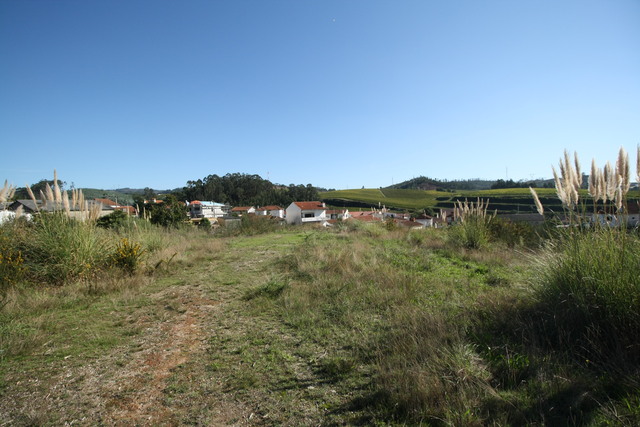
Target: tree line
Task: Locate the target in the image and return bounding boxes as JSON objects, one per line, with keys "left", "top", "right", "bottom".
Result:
{"left": 173, "top": 173, "right": 319, "bottom": 207}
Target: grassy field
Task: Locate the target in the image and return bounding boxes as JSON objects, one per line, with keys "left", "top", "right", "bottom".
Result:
{"left": 1, "top": 210, "right": 639, "bottom": 425}
{"left": 322, "top": 187, "right": 640, "bottom": 214}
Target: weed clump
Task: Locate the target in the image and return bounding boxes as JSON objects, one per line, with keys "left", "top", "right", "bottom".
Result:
{"left": 531, "top": 148, "right": 640, "bottom": 368}
{"left": 0, "top": 230, "right": 26, "bottom": 305}
{"left": 449, "top": 198, "right": 495, "bottom": 249}
{"left": 110, "top": 237, "right": 145, "bottom": 274}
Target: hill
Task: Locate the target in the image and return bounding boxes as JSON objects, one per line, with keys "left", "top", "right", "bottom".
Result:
{"left": 387, "top": 176, "right": 495, "bottom": 191}
{"left": 78, "top": 188, "right": 138, "bottom": 205}
{"left": 320, "top": 187, "right": 640, "bottom": 214}
{"left": 387, "top": 176, "right": 555, "bottom": 191}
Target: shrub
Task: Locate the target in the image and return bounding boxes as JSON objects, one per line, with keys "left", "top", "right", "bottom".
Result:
{"left": 534, "top": 229, "right": 640, "bottom": 366}
{"left": 22, "top": 213, "right": 111, "bottom": 284}
{"left": 96, "top": 209, "right": 129, "bottom": 229}
{"left": 489, "top": 217, "right": 541, "bottom": 248}
{"left": 0, "top": 230, "right": 26, "bottom": 305}
{"left": 198, "top": 218, "right": 211, "bottom": 229}
{"left": 217, "top": 215, "right": 278, "bottom": 236}
{"left": 449, "top": 198, "right": 495, "bottom": 249}
{"left": 148, "top": 195, "right": 187, "bottom": 228}
{"left": 529, "top": 148, "right": 640, "bottom": 366}
{"left": 110, "top": 237, "right": 145, "bottom": 274}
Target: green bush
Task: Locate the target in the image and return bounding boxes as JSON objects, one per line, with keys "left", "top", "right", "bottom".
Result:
{"left": 96, "top": 209, "right": 129, "bottom": 229}
{"left": 148, "top": 195, "right": 187, "bottom": 228}
{"left": 217, "top": 215, "right": 279, "bottom": 236}
{"left": 0, "top": 228, "right": 26, "bottom": 305}
{"left": 198, "top": 218, "right": 211, "bottom": 229}
{"left": 489, "top": 217, "right": 542, "bottom": 248}
{"left": 534, "top": 228, "right": 640, "bottom": 366}
{"left": 22, "top": 213, "right": 111, "bottom": 285}
{"left": 449, "top": 199, "right": 494, "bottom": 249}
{"left": 110, "top": 237, "right": 145, "bottom": 274}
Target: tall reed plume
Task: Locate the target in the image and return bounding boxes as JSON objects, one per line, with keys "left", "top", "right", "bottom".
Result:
{"left": 24, "top": 170, "right": 97, "bottom": 221}
{"left": 0, "top": 180, "right": 16, "bottom": 204}
{"left": 531, "top": 147, "right": 635, "bottom": 223}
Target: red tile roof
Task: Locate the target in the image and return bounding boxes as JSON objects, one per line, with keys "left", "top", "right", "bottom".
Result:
{"left": 293, "top": 201, "right": 325, "bottom": 210}
{"left": 349, "top": 211, "right": 375, "bottom": 218}
{"left": 257, "top": 205, "right": 283, "bottom": 211}
{"left": 231, "top": 206, "right": 253, "bottom": 212}
{"left": 94, "top": 198, "right": 118, "bottom": 206}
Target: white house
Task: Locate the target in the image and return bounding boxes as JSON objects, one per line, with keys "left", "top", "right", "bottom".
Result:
{"left": 414, "top": 214, "right": 434, "bottom": 227}
{"left": 255, "top": 205, "right": 285, "bottom": 218}
{"left": 285, "top": 201, "right": 327, "bottom": 225}
{"left": 188, "top": 201, "right": 230, "bottom": 219}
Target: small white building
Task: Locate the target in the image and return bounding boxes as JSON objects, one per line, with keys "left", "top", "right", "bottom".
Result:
{"left": 325, "top": 209, "right": 350, "bottom": 220}
{"left": 255, "top": 205, "right": 285, "bottom": 218}
{"left": 414, "top": 214, "right": 434, "bottom": 227}
{"left": 285, "top": 201, "right": 327, "bottom": 225}
{"left": 188, "top": 201, "right": 229, "bottom": 219}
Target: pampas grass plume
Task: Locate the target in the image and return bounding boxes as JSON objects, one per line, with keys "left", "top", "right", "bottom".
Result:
{"left": 53, "top": 169, "right": 62, "bottom": 203}
{"left": 0, "top": 180, "right": 16, "bottom": 203}
{"left": 573, "top": 151, "right": 582, "bottom": 190}
{"left": 588, "top": 159, "right": 598, "bottom": 199}
{"left": 26, "top": 184, "right": 40, "bottom": 212}
{"left": 529, "top": 187, "right": 544, "bottom": 216}
{"left": 617, "top": 147, "right": 630, "bottom": 194}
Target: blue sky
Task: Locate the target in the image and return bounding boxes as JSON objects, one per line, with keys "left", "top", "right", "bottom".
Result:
{"left": 1, "top": 0, "right": 639, "bottom": 191}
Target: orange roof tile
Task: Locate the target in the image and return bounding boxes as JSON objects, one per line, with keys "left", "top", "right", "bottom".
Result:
{"left": 94, "top": 198, "right": 118, "bottom": 206}
{"left": 293, "top": 201, "right": 325, "bottom": 210}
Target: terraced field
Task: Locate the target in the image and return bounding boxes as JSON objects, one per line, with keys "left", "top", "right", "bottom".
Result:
{"left": 321, "top": 187, "right": 640, "bottom": 214}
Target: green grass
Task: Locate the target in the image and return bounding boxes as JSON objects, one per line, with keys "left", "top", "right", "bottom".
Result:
{"left": 2, "top": 212, "right": 639, "bottom": 425}
{"left": 322, "top": 187, "right": 640, "bottom": 214}
{"left": 322, "top": 188, "right": 442, "bottom": 210}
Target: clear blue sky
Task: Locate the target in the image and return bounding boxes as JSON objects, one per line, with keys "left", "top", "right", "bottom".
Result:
{"left": 1, "top": 0, "right": 639, "bottom": 191}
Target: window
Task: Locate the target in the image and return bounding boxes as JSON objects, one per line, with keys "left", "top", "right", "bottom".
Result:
{"left": 303, "top": 213, "right": 315, "bottom": 218}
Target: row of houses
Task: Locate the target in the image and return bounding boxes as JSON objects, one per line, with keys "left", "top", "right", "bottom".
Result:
{"left": 4, "top": 197, "right": 637, "bottom": 229}
{"left": 188, "top": 200, "right": 441, "bottom": 228}
{"left": 188, "top": 199, "right": 640, "bottom": 229}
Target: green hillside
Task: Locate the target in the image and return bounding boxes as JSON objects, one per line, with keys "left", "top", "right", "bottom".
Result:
{"left": 321, "top": 187, "right": 640, "bottom": 214}
{"left": 79, "top": 188, "right": 136, "bottom": 205}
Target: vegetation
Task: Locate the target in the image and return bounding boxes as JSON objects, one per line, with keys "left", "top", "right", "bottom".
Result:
{"left": 148, "top": 194, "right": 188, "bottom": 228}
{"left": 449, "top": 198, "right": 496, "bottom": 249}
{"left": 176, "top": 172, "right": 319, "bottom": 206}
{"left": 322, "top": 185, "right": 640, "bottom": 215}
{"left": 387, "top": 175, "right": 553, "bottom": 191}
{"left": 1, "top": 149, "right": 639, "bottom": 424}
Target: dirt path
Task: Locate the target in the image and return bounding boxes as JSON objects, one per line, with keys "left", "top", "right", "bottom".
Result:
{"left": 1, "top": 238, "right": 282, "bottom": 425}
{"left": 1, "top": 233, "right": 359, "bottom": 426}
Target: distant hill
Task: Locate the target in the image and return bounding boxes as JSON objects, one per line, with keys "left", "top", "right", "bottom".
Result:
{"left": 113, "top": 188, "right": 174, "bottom": 194}
{"left": 388, "top": 176, "right": 555, "bottom": 191}
{"left": 79, "top": 188, "right": 138, "bottom": 205}
{"left": 321, "top": 187, "right": 568, "bottom": 214}
{"left": 387, "top": 176, "right": 495, "bottom": 191}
